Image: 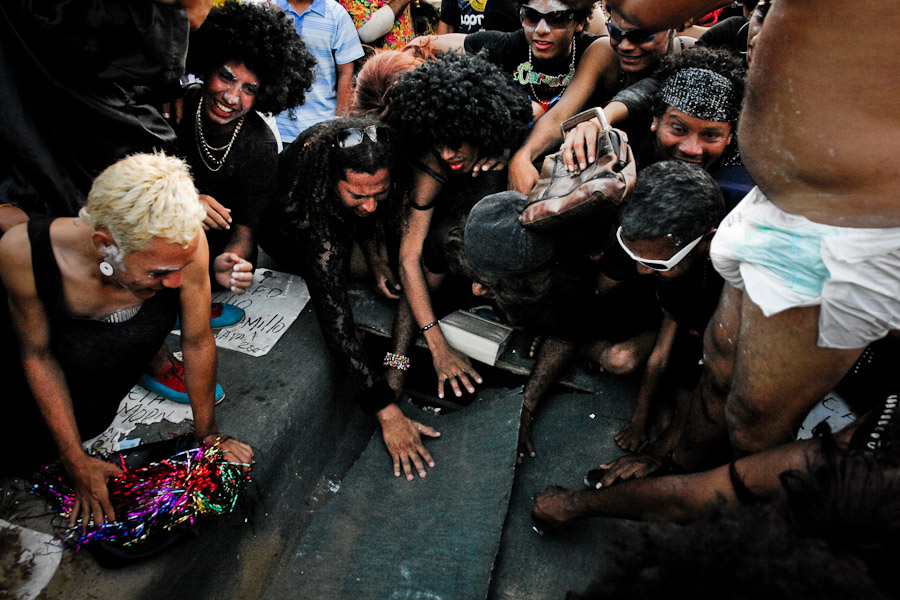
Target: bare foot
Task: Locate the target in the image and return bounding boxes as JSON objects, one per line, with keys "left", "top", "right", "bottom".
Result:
{"left": 614, "top": 420, "right": 649, "bottom": 452}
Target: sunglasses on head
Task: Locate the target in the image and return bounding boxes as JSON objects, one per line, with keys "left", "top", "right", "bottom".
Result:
{"left": 519, "top": 6, "right": 575, "bottom": 29}
{"left": 606, "top": 20, "right": 658, "bottom": 45}
{"left": 335, "top": 125, "right": 389, "bottom": 148}
{"left": 616, "top": 226, "right": 704, "bottom": 272}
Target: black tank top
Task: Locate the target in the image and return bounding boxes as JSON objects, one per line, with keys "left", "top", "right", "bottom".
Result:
{"left": 25, "top": 218, "right": 179, "bottom": 438}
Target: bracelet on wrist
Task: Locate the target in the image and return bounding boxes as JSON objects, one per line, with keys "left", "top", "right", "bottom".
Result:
{"left": 419, "top": 320, "right": 439, "bottom": 334}
{"left": 383, "top": 352, "right": 410, "bottom": 371}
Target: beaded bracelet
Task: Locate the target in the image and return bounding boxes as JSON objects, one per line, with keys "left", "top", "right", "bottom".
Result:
{"left": 419, "top": 320, "right": 439, "bottom": 334}
{"left": 383, "top": 352, "right": 410, "bottom": 371}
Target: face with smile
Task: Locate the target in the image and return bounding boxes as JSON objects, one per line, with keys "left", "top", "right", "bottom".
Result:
{"left": 336, "top": 168, "right": 391, "bottom": 218}
{"left": 435, "top": 142, "right": 481, "bottom": 173}
{"left": 652, "top": 107, "right": 733, "bottom": 171}
{"left": 607, "top": 11, "right": 671, "bottom": 75}
{"left": 102, "top": 234, "right": 200, "bottom": 299}
{"left": 521, "top": 0, "right": 582, "bottom": 62}
{"left": 203, "top": 60, "right": 260, "bottom": 129}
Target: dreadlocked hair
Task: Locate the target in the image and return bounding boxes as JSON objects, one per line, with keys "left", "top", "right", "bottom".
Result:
{"left": 276, "top": 114, "right": 408, "bottom": 234}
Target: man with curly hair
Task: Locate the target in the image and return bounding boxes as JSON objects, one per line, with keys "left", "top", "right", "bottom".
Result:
{"left": 382, "top": 52, "right": 532, "bottom": 415}
{"left": 177, "top": 0, "right": 314, "bottom": 295}
{"left": 139, "top": 1, "right": 315, "bottom": 404}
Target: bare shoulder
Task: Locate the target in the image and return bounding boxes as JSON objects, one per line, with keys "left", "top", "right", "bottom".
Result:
{"left": 0, "top": 224, "right": 34, "bottom": 291}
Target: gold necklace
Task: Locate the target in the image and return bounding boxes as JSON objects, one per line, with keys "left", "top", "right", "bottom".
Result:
{"left": 195, "top": 99, "right": 244, "bottom": 172}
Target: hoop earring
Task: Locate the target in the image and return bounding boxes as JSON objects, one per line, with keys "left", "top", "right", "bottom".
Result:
{"left": 99, "top": 261, "right": 114, "bottom": 276}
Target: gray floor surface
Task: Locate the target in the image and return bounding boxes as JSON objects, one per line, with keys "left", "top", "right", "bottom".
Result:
{"left": 1, "top": 276, "right": 641, "bottom": 600}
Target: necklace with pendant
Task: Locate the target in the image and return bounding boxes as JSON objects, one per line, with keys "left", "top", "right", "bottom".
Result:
{"left": 513, "top": 37, "right": 576, "bottom": 109}
{"left": 195, "top": 99, "right": 244, "bottom": 172}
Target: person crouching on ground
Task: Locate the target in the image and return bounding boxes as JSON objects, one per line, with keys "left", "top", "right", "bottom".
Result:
{"left": 258, "top": 115, "right": 439, "bottom": 481}
{"left": 0, "top": 153, "right": 254, "bottom": 530}
{"left": 382, "top": 52, "right": 532, "bottom": 404}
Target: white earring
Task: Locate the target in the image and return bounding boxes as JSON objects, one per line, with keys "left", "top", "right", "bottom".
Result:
{"left": 99, "top": 261, "right": 114, "bottom": 276}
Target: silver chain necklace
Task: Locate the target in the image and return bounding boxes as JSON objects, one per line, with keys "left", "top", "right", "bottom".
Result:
{"left": 527, "top": 37, "right": 576, "bottom": 103}
{"left": 195, "top": 99, "right": 244, "bottom": 172}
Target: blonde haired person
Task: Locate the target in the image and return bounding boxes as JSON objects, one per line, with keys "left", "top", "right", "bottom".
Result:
{"left": 0, "top": 153, "right": 254, "bottom": 532}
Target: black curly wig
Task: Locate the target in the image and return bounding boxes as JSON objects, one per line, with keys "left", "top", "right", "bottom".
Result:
{"left": 186, "top": 0, "right": 315, "bottom": 115}
{"left": 384, "top": 52, "right": 532, "bottom": 157}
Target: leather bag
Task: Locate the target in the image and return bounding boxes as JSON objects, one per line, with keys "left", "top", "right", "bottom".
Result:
{"left": 519, "top": 108, "right": 637, "bottom": 232}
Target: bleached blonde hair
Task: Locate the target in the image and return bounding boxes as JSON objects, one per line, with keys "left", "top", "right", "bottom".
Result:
{"left": 79, "top": 153, "right": 205, "bottom": 255}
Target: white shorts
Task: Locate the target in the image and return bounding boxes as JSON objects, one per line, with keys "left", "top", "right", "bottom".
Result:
{"left": 710, "top": 187, "right": 900, "bottom": 349}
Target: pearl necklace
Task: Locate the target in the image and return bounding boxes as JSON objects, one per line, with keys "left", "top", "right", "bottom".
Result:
{"left": 195, "top": 99, "right": 244, "bottom": 172}
{"left": 514, "top": 37, "right": 576, "bottom": 106}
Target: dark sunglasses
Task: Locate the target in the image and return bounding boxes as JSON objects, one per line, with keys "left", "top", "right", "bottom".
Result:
{"left": 606, "top": 20, "right": 658, "bottom": 44}
{"left": 335, "top": 126, "right": 389, "bottom": 148}
{"left": 519, "top": 6, "right": 575, "bottom": 29}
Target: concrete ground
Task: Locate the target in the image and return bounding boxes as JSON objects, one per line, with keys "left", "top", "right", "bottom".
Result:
{"left": 1, "top": 256, "right": 862, "bottom": 599}
{"left": 0, "top": 263, "right": 651, "bottom": 599}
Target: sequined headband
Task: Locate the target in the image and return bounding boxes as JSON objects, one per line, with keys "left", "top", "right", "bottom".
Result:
{"left": 659, "top": 67, "right": 739, "bottom": 123}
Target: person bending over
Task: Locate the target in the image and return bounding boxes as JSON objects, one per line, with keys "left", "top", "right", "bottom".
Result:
{"left": 0, "top": 153, "right": 254, "bottom": 530}
{"left": 258, "top": 115, "right": 440, "bottom": 481}
{"left": 382, "top": 52, "right": 532, "bottom": 402}
{"left": 591, "top": 161, "right": 725, "bottom": 482}
{"left": 453, "top": 191, "right": 661, "bottom": 461}
{"left": 561, "top": 46, "right": 749, "bottom": 204}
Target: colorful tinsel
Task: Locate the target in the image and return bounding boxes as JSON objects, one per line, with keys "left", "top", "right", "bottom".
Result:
{"left": 32, "top": 442, "right": 248, "bottom": 550}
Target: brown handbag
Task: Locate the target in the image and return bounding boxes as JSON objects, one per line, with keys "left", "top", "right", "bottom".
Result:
{"left": 518, "top": 107, "right": 637, "bottom": 232}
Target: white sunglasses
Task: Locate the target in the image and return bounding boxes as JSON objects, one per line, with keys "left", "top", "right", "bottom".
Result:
{"left": 616, "top": 226, "right": 704, "bottom": 272}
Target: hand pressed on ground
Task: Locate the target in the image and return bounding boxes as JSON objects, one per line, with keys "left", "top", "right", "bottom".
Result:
{"left": 377, "top": 403, "right": 440, "bottom": 481}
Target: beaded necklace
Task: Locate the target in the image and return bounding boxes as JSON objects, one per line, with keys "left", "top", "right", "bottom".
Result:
{"left": 513, "top": 37, "right": 576, "bottom": 108}
{"left": 195, "top": 99, "right": 244, "bottom": 172}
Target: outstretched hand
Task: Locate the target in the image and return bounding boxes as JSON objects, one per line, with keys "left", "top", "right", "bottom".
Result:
{"left": 590, "top": 452, "right": 664, "bottom": 489}
{"left": 507, "top": 153, "right": 540, "bottom": 195}
{"left": 561, "top": 118, "right": 602, "bottom": 173}
{"left": 431, "top": 344, "right": 482, "bottom": 399}
{"left": 371, "top": 260, "right": 401, "bottom": 300}
{"left": 213, "top": 252, "right": 253, "bottom": 294}
{"left": 377, "top": 403, "right": 440, "bottom": 481}
{"left": 531, "top": 485, "right": 580, "bottom": 535}
{"left": 198, "top": 194, "right": 232, "bottom": 231}
{"left": 66, "top": 453, "right": 124, "bottom": 532}
{"left": 471, "top": 154, "right": 507, "bottom": 177}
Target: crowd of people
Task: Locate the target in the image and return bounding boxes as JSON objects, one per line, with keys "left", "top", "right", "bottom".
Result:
{"left": 2, "top": 0, "right": 899, "bottom": 593}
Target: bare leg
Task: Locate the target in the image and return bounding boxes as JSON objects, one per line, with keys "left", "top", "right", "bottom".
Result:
{"left": 724, "top": 295, "right": 865, "bottom": 456}
{"left": 668, "top": 282, "right": 744, "bottom": 470}
{"left": 595, "top": 284, "right": 743, "bottom": 487}
{"left": 581, "top": 330, "right": 657, "bottom": 376}
{"left": 519, "top": 336, "right": 577, "bottom": 462}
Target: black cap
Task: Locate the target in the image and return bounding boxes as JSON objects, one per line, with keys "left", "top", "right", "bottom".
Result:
{"left": 464, "top": 191, "right": 555, "bottom": 279}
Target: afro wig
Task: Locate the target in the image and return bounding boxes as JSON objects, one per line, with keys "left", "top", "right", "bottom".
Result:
{"left": 384, "top": 52, "right": 532, "bottom": 157}
{"left": 187, "top": 0, "right": 315, "bottom": 115}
